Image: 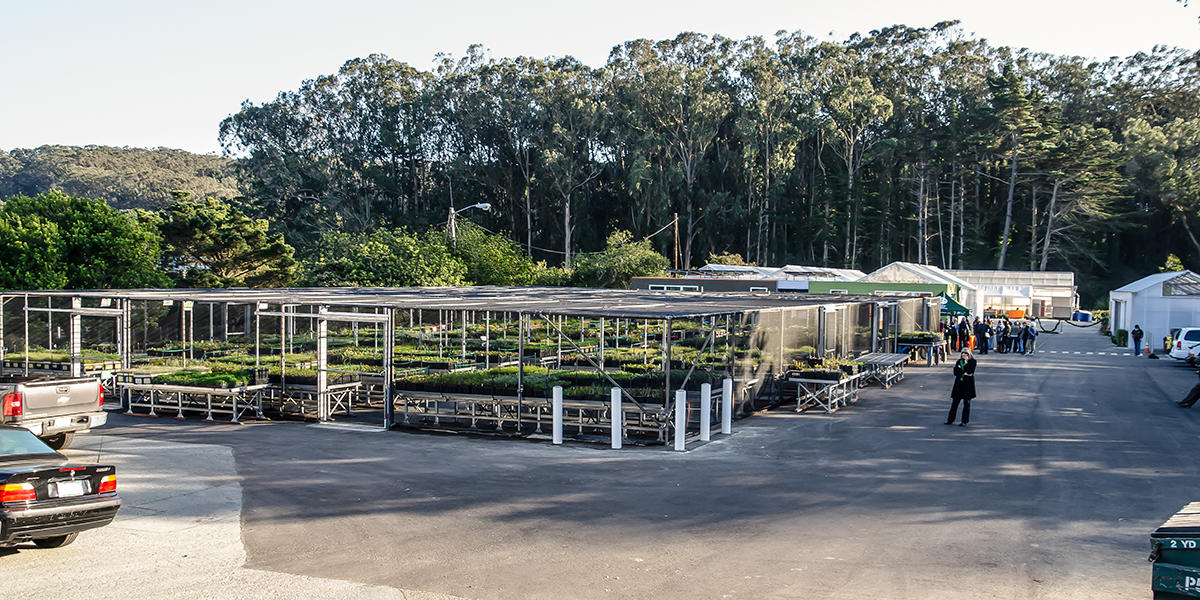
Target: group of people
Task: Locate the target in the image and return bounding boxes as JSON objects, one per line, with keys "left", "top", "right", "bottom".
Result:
{"left": 940, "top": 316, "right": 1039, "bottom": 355}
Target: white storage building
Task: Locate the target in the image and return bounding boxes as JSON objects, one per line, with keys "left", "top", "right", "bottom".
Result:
{"left": 947, "top": 270, "right": 1077, "bottom": 319}
{"left": 1108, "top": 270, "right": 1200, "bottom": 348}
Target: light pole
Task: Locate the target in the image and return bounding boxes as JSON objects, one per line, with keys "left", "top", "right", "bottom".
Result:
{"left": 447, "top": 202, "right": 492, "bottom": 248}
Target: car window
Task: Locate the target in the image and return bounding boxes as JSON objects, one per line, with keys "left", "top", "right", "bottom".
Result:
{"left": 0, "top": 429, "right": 56, "bottom": 457}
{"left": 1185, "top": 330, "right": 1200, "bottom": 342}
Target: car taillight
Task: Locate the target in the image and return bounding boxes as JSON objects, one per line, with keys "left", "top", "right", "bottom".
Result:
{"left": 0, "top": 483, "right": 35, "bottom": 502}
{"left": 98, "top": 385, "right": 105, "bottom": 407}
{"left": 1179, "top": 342, "right": 1183, "bottom": 349}
{"left": 97, "top": 475, "right": 116, "bottom": 494}
{"left": 2, "top": 392, "right": 22, "bottom": 417}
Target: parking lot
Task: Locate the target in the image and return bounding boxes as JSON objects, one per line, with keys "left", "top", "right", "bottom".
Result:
{"left": 4, "top": 324, "right": 1199, "bottom": 599}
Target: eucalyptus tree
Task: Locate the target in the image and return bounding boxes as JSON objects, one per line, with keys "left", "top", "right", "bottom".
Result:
{"left": 606, "top": 32, "right": 735, "bottom": 268}
{"left": 1125, "top": 116, "right": 1200, "bottom": 256}
{"left": 811, "top": 42, "right": 893, "bottom": 268}
{"left": 474, "top": 56, "right": 550, "bottom": 256}
{"left": 983, "top": 64, "right": 1048, "bottom": 269}
{"left": 736, "top": 34, "right": 808, "bottom": 265}
{"left": 1035, "top": 123, "right": 1123, "bottom": 270}
{"left": 536, "top": 58, "right": 606, "bottom": 268}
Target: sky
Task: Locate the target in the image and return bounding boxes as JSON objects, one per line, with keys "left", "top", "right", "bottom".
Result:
{"left": 1, "top": 0, "right": 1198, "bottom": 155}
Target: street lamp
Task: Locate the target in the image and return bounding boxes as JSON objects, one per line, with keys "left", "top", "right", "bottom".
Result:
{"left": 447, "top": 202, "right": 492, "bottom": 248}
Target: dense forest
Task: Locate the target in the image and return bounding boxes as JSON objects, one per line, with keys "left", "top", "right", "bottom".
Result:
{"left": 5, "top": 23, "right": 1200, "bottom": 306}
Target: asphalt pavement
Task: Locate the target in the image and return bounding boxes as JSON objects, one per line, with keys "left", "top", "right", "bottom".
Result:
{"left": 5, "top": 322, "right": 1199, "bottom": 599}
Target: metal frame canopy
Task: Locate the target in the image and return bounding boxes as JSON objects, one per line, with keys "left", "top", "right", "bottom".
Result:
{"left": 9, "top": 286, "right": 887, "bottom": 319}
{"left": 0, "top": 286, "right": 934, "bottom": 448}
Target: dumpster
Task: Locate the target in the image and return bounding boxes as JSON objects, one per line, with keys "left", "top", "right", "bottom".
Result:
{"left": 1151, "top": 502, "right": 1200, "bottom": 598}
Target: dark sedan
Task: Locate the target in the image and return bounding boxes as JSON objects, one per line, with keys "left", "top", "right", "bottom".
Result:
{"left": 0, "top": 425, "right": 120, "bottom": 548}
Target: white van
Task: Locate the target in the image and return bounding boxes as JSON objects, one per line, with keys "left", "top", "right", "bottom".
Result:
{"left": 1168, "top": 327, "right": 1200, "bottom": 364}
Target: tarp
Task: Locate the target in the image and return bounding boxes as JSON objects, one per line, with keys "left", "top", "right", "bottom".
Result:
{"left": 939, "top": 293, "right": 970, "bottom": 316}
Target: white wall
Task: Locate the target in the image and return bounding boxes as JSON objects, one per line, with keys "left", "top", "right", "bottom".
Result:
{"left": 1110, "top": 287, "right": 1200, "bottom": 348}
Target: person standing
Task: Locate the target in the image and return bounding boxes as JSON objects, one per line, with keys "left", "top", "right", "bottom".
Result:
{"left": 1025, "top": 323, "right": 1038, "bottom": 354}
{"left": 1132, "top": 325, "right": 1145, "bottom": 357}
{"left": 974, "top": 318, "right": 990, "bottom": 355}
{"left": 957, "top": 318, "right": 970, "bottom": 354}
{"left": 946, "top": 349, "right": 977, "bottom": 426}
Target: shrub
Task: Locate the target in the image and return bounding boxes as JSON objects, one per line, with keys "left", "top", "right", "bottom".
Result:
{"left": 1112, "top": 329, "right": 1129, "bottom": 347}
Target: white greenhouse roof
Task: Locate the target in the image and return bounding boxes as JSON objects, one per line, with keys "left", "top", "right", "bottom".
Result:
{"left": 1113, "top": 271, "right": 1195, "bottom": 294}
{"left": 863, "top": 262, "right": 978, "bottom": 290}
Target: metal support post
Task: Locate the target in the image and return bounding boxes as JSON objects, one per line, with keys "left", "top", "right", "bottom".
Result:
{"left": 674, "top": 389, "right": 686, "bottom": 452}
{"left": 721, "top": 378, "right": 733, "bottom": 434}
{"left": 643, "top": 319, "right": 648, "bottom": 364}
{"left": 700, "top": 382, "right": 712, "bottom": 442}
{"left": 484, "top": 311, "right": 491, "bottom": 369}
{"left": 817, "top": 307, "right": 827, "bottom": 357}
{"left": 23, "top": 294, "right": 29, "bottom": 376}
{"left": 316, "top": 305, "right": 328, "bottom": 421}
{"left": 725, "top": 314, "right": 733, "bottom": 378}
{"left": 552, "top": 386, "right": 563, "bottom": 445}
{"left": 871, "top": 303, "right": 879, "bottom": 353}
{"left": 664, "top": 318, "right": 673, "bottom": 406}
{"left": 611, "top": 387, "right": 622, "bottom": 449}
{"left": 599, "top": 317, "right": 605, "bottom": 371}
{"left": 383, "top": 308, "right": 394, "bottom": 429}
{"left": 69, "top": 297, "right": 82, "bottom": 378}
{"left": 516, "top": 313, "right": 525, "bottom": 432}
{"left": 0, "top": 296, "right": 5, "bottom": 376}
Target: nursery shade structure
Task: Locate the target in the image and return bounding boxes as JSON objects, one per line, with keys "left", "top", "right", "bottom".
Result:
{"left": 10, "top": 286, "right": 889, "bottom": 319}
{"left": 0, "top": 286, "right": 938, "bottom": 445}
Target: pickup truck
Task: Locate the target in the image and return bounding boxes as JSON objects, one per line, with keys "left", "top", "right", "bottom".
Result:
{"left": 0, "top": 376, "right": 106, "bottom": 450}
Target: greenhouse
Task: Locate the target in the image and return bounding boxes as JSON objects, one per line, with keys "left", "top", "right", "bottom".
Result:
{"left": 0, "top": 287, "right": 939, "bottom": 447}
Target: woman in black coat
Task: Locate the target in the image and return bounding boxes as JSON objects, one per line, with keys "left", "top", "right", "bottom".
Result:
{"left": 946, "top": 349, "right": 977, "bottom": 426}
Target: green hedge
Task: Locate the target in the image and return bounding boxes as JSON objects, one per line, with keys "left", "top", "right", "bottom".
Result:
{"left": 1112, "top": 329, "right": 1128, "bottom": 347}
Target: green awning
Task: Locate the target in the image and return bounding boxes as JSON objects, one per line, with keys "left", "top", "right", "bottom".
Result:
{"left": 939, "top": 293, "right": 970, "bottom": 316}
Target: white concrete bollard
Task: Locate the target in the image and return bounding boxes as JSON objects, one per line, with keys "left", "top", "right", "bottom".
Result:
{"left": 552, "top": 386, "right": 563, "bottom": 445}
{"left": 721, "top": 378, "right": 733, "bottom": 434}
{"left": 674, "top": 389, "right": 687, "bottom": 452}
{"left": 611, "top": 387, "right": 622, "bottom": 449}
{"left": 700, "top": 383, "right": 712, "bottom": 442}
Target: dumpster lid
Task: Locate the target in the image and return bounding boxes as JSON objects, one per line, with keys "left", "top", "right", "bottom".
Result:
{"left": 1152, "top": 502, "right": 1200, "bottom": 538}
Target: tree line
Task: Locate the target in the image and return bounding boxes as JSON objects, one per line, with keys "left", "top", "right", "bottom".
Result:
{"left": 214, "top": 23, "right": 1200, "bottom": 305}
{"left": 0, "top": 191, "right": 665, "bottom": 292}
{"left": 4, "top": 23, "right": 1200, "bottom": 305}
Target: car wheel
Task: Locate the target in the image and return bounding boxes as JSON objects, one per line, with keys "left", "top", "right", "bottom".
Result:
{"left": 42, "top": 433, "right": 74, "bottom": 450}
{"left": 32, "top": 532, "right": 78, "bottom": 548}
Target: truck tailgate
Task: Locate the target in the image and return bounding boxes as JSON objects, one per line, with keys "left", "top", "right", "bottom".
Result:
{"left": 9, "top": 378, "right": 102, "bottom": 420}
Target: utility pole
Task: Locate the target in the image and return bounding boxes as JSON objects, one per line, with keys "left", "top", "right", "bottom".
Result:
{"left": 673, "top": 212, "right": 679, "bottom": 271}
{"left": 446, "top": 203, "right": 491, "bottom": 250}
